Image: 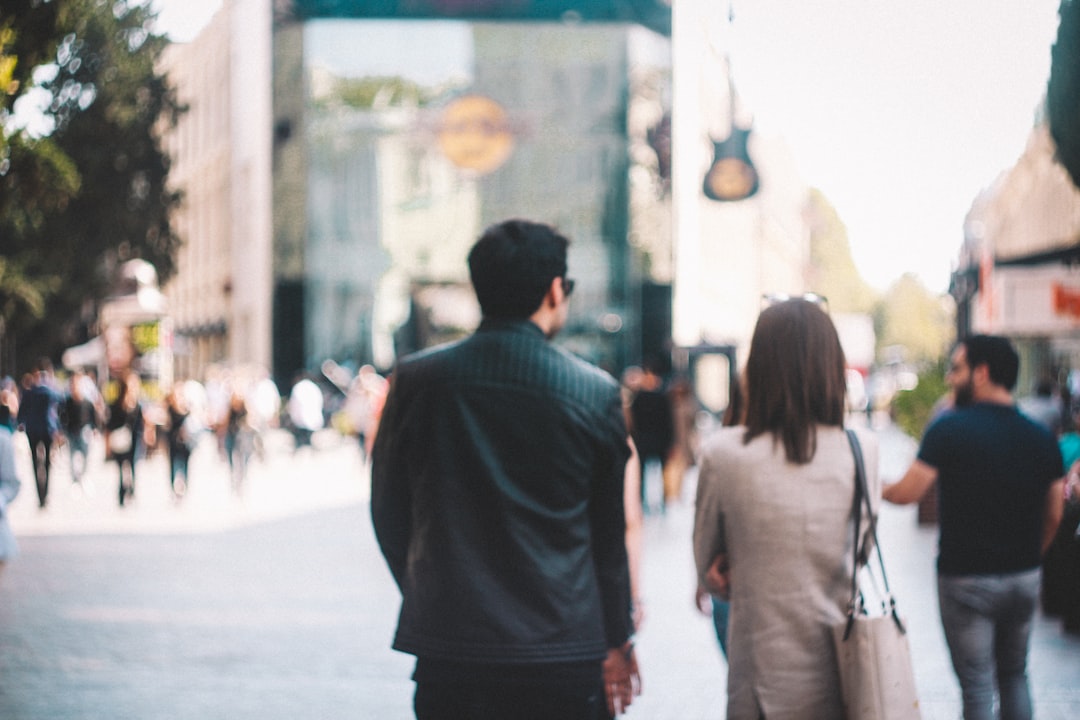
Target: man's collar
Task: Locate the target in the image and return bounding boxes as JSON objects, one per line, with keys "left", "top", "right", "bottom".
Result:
{"left": 477, "top": 317, "right": 547, "bottom": 339}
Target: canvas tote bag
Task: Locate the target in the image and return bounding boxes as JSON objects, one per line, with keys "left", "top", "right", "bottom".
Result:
{"left": 832, "top": 430, "right": 921, "bottom": 720}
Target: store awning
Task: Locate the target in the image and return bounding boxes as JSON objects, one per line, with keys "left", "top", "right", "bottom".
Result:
{"left": 995, "top": 242, "right": 1080, "bottom": 268}
{"left": 61, "top": 336, "right": 104, "bottom": 370}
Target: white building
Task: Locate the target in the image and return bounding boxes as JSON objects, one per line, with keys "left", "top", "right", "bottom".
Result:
{"left": 159, "top": 0, "right": 273, "bottom": 382}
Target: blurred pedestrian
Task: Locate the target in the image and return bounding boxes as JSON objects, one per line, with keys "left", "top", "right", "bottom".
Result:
{"left": 665, "top": 374, "right": 701, "bottom": 503}
{"left": 61, "top": 369, "right": 98, "bottom": 488}
{"left": 165, "top": 384, "right": 196, "bottom": 498}
{"left": 1018, "top": 378, "right": 1063, "bottom": 436}
{"left": 629, "top": 359, "right": 674, "bottom": 514}
{"left": 693, "top": 297, "right": 880, "bottom": 719}
{"left": 287, "top": 374, "right": 324, "bottom": 452}
{"left": 106, "top": 372, "right": 150, "bottom": 507}
{"left": 18, "top": 359, "right": 62, "bottom": 508}
{"left": 246, "top": 370, "right": 281, "bottom": 461}
{"left": 343, "top": 365, "right": 388, "bottom": 461}
{"left": 885, "top": 335, "right": 1065, "bottom": 720}
{"left": 223, "top": 390, "right": 255, "bottom": 494}
{"left": 0, "top": 420, "right": 22, "bottom": 563}
{"left": 372, "top": 219, "right": 640, "bottom": 719}
{"left": 0, "top": 377, "right": 19, "bottom": 431}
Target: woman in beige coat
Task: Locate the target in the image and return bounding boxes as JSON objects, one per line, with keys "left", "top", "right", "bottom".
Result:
{"left": 693, "top": 297, "right": 880, "bottom": 719}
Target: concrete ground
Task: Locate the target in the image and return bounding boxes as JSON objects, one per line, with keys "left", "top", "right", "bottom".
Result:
{"left": 1, "top": 423, "right": 1078, "bottom": 719}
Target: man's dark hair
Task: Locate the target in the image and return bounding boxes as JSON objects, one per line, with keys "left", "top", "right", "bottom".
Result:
{"left": 468, "top": 220, "right": 569, "bottom": 320}
{"left": 962, "top": 334, "right": 1019, "bottom": 391}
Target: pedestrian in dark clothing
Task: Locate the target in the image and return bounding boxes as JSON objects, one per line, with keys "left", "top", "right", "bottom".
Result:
{"left": 165, "top": 384, "right": 194, "bottom": 498}
{"left": 106, "top": 372, "right": 148, "bottom": 507}
{"left": 629, "top": 362, "right": 674, "bottom": 513}
{"left": 372, "top": 219, "right": 641, "bottom": 719}
{"left": 61, "top": 370, "right": 98, "bottom": 487}
{"left": 885, "top": 335, "right": 1065, "bottom": 720}
{"left": 18, "top": 360, "right": 62, "bottom": 507}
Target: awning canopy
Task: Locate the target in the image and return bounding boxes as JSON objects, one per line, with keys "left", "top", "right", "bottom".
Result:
{"left": 62, "top": 336, "right": 104, "bottom": 370}
{"left": 995, "top": 242, "right": 1080, "bottom": 268}
{"left": 288, "top": 1, "right": 672, "bottom": 37}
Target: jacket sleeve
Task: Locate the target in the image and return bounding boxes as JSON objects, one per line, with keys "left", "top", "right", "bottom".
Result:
{"left": 370, "top": 372, "right": 412, "bottom": 592}
{"left": 589, "top": 390, "right": 635, "bottom": 648}
{"left": 693, "top": 450, "right": 727, "bottom": 587}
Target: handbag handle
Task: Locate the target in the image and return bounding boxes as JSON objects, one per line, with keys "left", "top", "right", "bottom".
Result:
{"left": 843, "top": 429, "right": 906, "bottom": 639}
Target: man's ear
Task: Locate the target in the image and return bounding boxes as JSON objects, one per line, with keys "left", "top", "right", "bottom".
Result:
{"left": 543, "top": 276, "right": 561, "bottom": 308}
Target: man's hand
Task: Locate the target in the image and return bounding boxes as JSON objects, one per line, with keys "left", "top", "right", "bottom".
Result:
{"left": 602, "top": 640, "right": 641, "bottom": 716}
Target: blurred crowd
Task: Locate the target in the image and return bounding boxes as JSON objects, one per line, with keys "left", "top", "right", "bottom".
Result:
{"left": 0, "top": 358, "right": 389, "bottom": 525}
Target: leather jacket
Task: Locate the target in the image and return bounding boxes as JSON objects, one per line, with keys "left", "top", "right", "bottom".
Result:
{"left": 372, "top": 319, "right": 634, "bottom": 664}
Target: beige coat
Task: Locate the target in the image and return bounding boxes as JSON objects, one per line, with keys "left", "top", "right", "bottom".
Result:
{"left": 693, "top": 425, "right": 880, "bottom": 720}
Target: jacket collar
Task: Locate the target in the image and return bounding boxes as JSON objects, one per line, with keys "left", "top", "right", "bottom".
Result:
{"left": 477, "top": 317, "right": 547, "bottom": 340}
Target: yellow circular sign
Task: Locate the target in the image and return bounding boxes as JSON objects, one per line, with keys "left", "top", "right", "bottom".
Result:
{"left": 437, "top": 95, "right": 514, "bottom": 174}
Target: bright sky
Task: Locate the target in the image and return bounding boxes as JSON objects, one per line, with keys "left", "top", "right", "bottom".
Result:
{"left": 151, "top": 0, "right": 1064, "bottom": 294}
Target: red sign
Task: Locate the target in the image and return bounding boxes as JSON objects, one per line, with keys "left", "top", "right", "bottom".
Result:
{"left": 1053, "top": 283, "right": 1080, "bottom": 318}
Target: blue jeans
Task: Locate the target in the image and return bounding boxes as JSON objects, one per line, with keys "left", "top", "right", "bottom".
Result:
{"left": 67, "top": 426, "right": 91, "bottom": 484}
{"left": 712, "top": 596, "right": 730, "bottom": 658}
{"left": 937, "top": 569, "right": 1041, "bottom": 720}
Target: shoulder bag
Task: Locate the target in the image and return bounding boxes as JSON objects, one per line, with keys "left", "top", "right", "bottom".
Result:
{"left": 832, "top": 429, "right": 922, "bottom": 720}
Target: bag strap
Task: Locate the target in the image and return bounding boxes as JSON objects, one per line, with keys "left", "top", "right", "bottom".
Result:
{"left": 843, "top": 429, "right": 906, "bottom": 639}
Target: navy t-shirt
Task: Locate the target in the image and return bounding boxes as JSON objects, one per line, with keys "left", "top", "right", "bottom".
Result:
{"left": 918, "top": 402, "right": 1063, "bottom": 575}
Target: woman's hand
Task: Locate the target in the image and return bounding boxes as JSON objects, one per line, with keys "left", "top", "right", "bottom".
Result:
{"left": 703, "top": 553, "right": 730, "bottom": 600}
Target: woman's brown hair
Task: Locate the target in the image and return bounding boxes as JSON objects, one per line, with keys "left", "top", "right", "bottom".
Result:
{"left": 742, "top": 298, "right": 847, "bottom": 463}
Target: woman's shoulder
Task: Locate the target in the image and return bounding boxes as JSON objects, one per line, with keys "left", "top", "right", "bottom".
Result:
{"left": 699, "top": 425, "right": 748, "bottom": 459}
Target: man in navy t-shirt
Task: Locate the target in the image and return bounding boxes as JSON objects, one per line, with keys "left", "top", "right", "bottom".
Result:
{"left": 885, "top": 335, "right": 1064, "bottom": 720}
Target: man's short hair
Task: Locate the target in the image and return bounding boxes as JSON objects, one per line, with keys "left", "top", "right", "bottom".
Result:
{"left": 468, "top": 220, "right": 569, "bottom": 320}
{"left": 962, "top": 334, "right": 1019, "bottom": 391}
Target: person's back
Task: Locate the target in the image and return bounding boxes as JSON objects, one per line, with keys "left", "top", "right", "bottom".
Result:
{"left": 377, "top": 319, "right": 627, "bottom": 660}
{"left": 287, "top": 378, "right": 323, "bottom": 431}
{"left": 19, "top": 365, "right": 60, "bottom": 507}
{"left": 19, "top": 379, "right": 59, "bottom": 438}
{"left": 922, "top": 403, "right": 1062, "bottom": 576}
{"left": 885, "top": 335, "right": 1065, "bottom": 720}
{"left": 371, "top": 219, "right": 638, "bottom": 720}
{"left": 692, "top": 298, "right": 875, "bottom": 719}
{"left": 62, "top": 390, "right": 96, "bottom": 436}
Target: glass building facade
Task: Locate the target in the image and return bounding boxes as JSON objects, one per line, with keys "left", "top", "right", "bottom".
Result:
{"left": 272, "top": 17, "right": 670, "bottom": 385}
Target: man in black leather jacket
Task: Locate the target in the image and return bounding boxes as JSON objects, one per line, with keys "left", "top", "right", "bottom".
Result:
{"left": 372, "top": 219, "right": 640, "bottom": 719}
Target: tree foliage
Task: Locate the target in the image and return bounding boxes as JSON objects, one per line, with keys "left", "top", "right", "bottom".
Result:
{"left": 804, "top": 188, "right": 878, "bottom": 314}
{"left": 1, "top": 0, "right": 62, "bottom": 113}
{"left": 0, "top": 0, "right": 180, "bottom": 373}
{"left": 874, "top": 273, "right": 954, "bottom": 366}
{"left": 891, "top": 358, "right": 949, "bottom": 440}
{"left": 805, "top": 188, "right": 954, "bottom": 368}
{"left": 313, "top": 75, "right": 437, "bottom": 111}
{"left": 1048, "top": 0, "right": 1080, "bottom": 189}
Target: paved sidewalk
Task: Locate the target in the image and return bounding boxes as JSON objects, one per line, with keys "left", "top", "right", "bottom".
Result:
{"left": 1, "top": 423, "right": 1078, "bottom": 719}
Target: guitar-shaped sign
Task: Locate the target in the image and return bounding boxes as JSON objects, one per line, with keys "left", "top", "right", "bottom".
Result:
{"left": 703, "top": 124, "right": 758, "bottom": 202}
{"left": 703, "top": 18, "right": 759, "bottom": 202}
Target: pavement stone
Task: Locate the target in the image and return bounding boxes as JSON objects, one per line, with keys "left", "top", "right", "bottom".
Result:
{"left": 0, "top": 422, "right": 1078, "bottom": 719}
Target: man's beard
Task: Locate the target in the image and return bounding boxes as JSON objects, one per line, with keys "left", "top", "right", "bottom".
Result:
{"left": 953, "top": 379, "right": 975, "bottom": 407}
